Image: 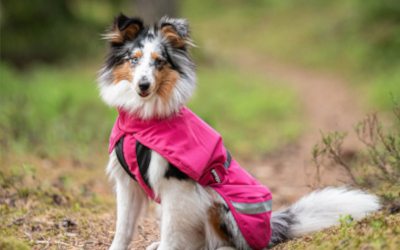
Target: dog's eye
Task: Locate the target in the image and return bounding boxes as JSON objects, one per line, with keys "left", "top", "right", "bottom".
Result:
{"left": 131, "top": 57, "right": 138, "bottom": 64}
{"left": 155, "top": 59, "right": 163, "bottom": 67}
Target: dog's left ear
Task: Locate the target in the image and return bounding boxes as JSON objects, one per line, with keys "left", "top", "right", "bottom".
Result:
{"left": 159, "top": 17, "right": 191, "bottom": 49}
{"left": 104, "top": 14, "right": 144, "bottom": 44}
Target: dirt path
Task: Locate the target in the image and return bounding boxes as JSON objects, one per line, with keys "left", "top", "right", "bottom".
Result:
{"left": 238, "top": 51, "right": 365, "bottom": 208}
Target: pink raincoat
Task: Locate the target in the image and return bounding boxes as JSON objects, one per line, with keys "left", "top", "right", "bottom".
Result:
{"left": 109, "top": 106, "right": 272, "bottom": 249}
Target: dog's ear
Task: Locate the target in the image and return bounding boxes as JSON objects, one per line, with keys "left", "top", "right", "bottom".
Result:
{"left": 104, "top": 14, "right": 144, "bottom": 44}
{"left": 159, "top": 17, "right": 191, "bottom": 49}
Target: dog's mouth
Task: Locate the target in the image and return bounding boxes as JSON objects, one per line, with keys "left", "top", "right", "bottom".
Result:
{"left": 139, "top": 92, "right": 150, "bottom": 97}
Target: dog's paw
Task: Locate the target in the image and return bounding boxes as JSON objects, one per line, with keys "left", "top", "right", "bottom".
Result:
{"left": 146, "top": 242, "right": 161, "bottom": 250}
{"left": 109, "top": 242, "right": 127, "bottom": 250}
{"left": 108, "top": 244, "right": 126, "bottom": 250}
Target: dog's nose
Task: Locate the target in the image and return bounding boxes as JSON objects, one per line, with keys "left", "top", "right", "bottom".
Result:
{"left": 138, "top": 80, "right": 150, "bottom": 91}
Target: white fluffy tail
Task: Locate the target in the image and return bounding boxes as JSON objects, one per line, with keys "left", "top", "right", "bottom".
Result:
{"left": 268, "top": 187, "right": 380, "bottom": 247}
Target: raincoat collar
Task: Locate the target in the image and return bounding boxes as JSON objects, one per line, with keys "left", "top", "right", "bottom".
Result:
{"left": 116, "top": 106, "right": 185, "bottom": 134}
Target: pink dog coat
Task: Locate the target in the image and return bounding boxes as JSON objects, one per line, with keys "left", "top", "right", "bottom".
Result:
{"left": 109, "top": 106, "right": 272, "bottom": 249}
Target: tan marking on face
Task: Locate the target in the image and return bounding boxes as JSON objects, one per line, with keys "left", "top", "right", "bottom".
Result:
{"left": 151, "top": 52, "right": 162, "bottom": 60}
{"left": 132, "top": 50, "right": 143, "bottom": 59}
{"left": 161, "top": 26, "right": 187, "bottom": 48}
{"left": 155, "top": 66, "right": 179, "bottom": 103}
{"left": 208, "top": 202, "right": 230, "bottom": 241}
{"left": 112, "top": 62, "right": 133, "bottom": 84}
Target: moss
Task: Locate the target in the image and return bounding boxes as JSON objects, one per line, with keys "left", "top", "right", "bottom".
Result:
{"left": 274, "top": 212, "right": 400, "bottom": 250}
{"left": 0, "top": 238, "right": 30, "bottom": 250}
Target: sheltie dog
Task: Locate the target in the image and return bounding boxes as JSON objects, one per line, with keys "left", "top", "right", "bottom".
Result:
{"left": 97, "top": 14, "right": 380, "bottom": 250}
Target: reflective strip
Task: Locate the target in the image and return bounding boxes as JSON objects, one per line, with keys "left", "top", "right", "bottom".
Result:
{"left": 231, "top": 199, "right": 273, "bottom": 214}
{"left": 223, "top": 150, "right": 232, "bottom": 169}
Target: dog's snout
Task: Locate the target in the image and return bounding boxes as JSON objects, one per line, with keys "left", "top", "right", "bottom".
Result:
{"left": 138, "top": 80, "right": 150, "bottom": 91}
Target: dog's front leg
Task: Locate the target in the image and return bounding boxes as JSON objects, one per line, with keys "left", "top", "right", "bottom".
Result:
{"left": 108, "top": 150, "right": 149, "bottom": 250}
{"left": 110, "top": 179, "right": 147, "bottom": 250}
{"left": 146, "top": 151, "right": 209, "bottom": 250}
{"left": 157, "top": 180, "right": 208, "bottom": 250}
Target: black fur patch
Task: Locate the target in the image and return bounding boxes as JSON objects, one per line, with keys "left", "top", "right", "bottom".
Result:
{"left": 223, "top": 203, "right": 230, "bottom": 213}
{"left": 220, "top": 221, "right": 233, "bottom": 239}
{"left": 115, "top": 14, "right": 143, "bottom": 32}
{"left": 268, "top": 208, "right": 298, "bottom": 247}
{"left": 164, "top": 163, "right": 190, "bottom": 180}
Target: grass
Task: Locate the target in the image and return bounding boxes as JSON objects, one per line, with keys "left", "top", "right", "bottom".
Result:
{"left": 0, "top": 62, "right": 117, "bottom": 160}
{"left": 190, "top": 66, "right": 302, "bottom": 156}
{"left": 0, "top": 61, "right": 303, "bottom": 161}
{"left": 275, "top": 213, "right": 400, "bottom": 250}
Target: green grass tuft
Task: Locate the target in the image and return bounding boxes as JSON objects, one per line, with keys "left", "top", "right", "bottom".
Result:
{"left": 0, "top": 238, "right": 30, "bottom": 250}
{"left": 276, "top": 212, "right": 400, "bottom": 250}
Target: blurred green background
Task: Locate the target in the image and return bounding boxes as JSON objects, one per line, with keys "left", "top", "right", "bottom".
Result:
{"left": 1, "top": 0, "right": 400, "bottom": 164}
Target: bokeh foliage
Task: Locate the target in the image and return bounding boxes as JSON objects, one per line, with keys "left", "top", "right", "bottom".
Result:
{"left": 3, "top": 0, "right": 400, "bottom": 68}
{"left": 0, "top": 63, "right": 117, "bottom": 159}
{"left": 182, "top": 0, "right": 400, "bottom": 110}
{"left": 1, "top": 0, "right": 400, "bottom": 159}
{"left": 1, "top": 0, "right": 126, "bottom": 67}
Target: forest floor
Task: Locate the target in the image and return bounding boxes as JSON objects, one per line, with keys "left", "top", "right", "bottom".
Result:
{"left": 1, "top": 53, "right": 398, "bottom": 250}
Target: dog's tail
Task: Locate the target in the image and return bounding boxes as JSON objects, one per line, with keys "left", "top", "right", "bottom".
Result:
{"left": 268, "top": 187, "right": 380, "bottom": 247}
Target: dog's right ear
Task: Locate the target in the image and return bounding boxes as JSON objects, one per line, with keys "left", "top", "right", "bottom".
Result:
{"left": 104, "top": 14, "right": 144, "bottom": 44}
{"left": 159, "top": 17, "right": 191, "bottom": 49}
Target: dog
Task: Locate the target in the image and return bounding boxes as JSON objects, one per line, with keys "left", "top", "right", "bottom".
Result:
{"left": 97, "top": 14, "right": 380, "bottom": 250}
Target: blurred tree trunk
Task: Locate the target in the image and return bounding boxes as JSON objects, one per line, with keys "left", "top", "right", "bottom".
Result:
{"left": 133, "top": 0, "right": 178, "bottom": 24}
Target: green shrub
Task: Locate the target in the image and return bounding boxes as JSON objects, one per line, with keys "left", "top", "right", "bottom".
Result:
{"left": 310, "top": 100, "right": 400, "bottom": 203}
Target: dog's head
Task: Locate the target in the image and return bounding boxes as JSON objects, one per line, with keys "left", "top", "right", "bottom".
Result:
{"left": 98, "top": 14, "right": 196, "bottom": 119}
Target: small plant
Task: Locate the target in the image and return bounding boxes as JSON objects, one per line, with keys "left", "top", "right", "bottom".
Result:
{"left": 339, "top": 215, "right": 354, "bottom": 227}
{"left": 308, "top": 100, "right": 400, "bottom": 206}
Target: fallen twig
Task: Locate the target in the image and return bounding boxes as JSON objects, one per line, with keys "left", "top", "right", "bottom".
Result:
{"left": 23, "top": 230, "right": 33, "bottom": 242}
{"left": 84, "top": 241, "right": 111, "bottom": 246}
{"left": 8, "top": 212, "right": 30, "bottom": 226}
{"left": 40, "top": 238, "right": 51, "bottom": 250}
{"left": 36, "top": 240, "right": 83, "bottom": 249}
